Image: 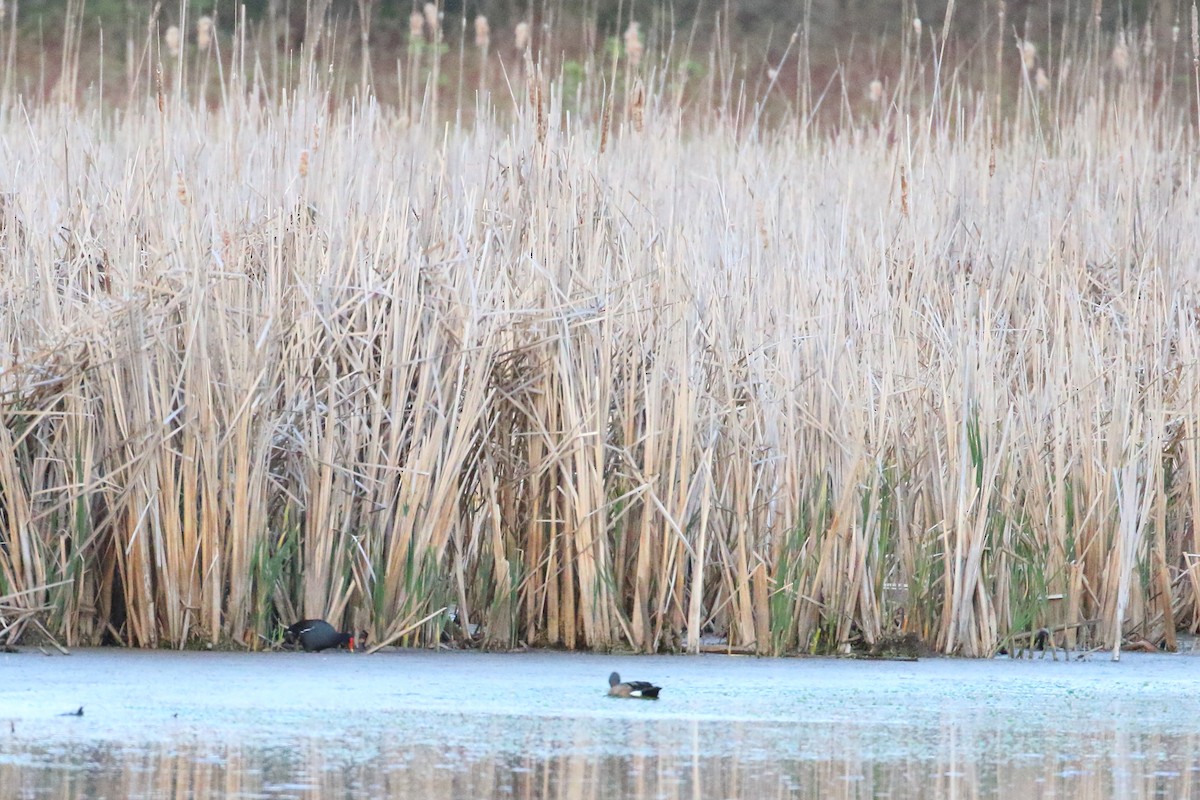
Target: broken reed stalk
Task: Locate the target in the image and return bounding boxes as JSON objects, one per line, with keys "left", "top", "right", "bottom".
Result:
{"left": 1, "top": 3, "right": 1199, "bottom": 657}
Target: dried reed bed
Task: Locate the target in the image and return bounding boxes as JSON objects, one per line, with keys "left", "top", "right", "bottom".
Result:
{"left": 1, "top": 7, "right": 1199, "bottom": 657}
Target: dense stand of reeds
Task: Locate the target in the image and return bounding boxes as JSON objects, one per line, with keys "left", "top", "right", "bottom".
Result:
{"left": 1, "top": 2, "right": 1200, "bottom": 656}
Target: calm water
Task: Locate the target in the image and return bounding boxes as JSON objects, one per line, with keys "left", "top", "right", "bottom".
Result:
{"left": 2, "top": 648, "right": 1199, "bottom": 798}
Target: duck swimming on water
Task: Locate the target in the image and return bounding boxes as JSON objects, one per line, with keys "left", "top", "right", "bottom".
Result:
{"left": 608, "top": 671, "right": 661, "bottom": 699}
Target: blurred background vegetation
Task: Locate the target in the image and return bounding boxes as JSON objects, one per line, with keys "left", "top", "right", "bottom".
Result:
{"left": 13, "top": 0, "right": 1166, "bottom": 40}
{"left": 0, "top": 0, "right": 1171, "bottom": 140}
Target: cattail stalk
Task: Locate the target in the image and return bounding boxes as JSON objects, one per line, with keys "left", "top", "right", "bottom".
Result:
{"left": 1193, "top": 4, "right": 1200, "bottom": 133}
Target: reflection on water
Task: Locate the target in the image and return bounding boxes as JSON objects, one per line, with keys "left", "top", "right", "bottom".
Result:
{"left": 3, "top": 719, "right": 1199, "bottom": 799}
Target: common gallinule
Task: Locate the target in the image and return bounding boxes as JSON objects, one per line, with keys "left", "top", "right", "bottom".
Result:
{"left": 608, "top": 671, "right": 661, "bottom": 699}
{"left": 285, "top": 619, "right": 358, "bottom": 652}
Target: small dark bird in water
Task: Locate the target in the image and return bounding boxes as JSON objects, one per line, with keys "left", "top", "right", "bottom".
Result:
{"left": 1033, "top": 627, "right": 1051, "bottom": 651}
{"left": 284, "top": 619, "right": 359, "bottom": 652}
{"left": 608, "top": 671, "right": 661, "bottom": 699}
{"left": 59, "top": 707, "right": 83, "bottom": 717}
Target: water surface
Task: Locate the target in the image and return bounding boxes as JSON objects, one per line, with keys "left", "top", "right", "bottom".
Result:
{"left": 2, "top": 648, "right": 1199, "bottom": 798}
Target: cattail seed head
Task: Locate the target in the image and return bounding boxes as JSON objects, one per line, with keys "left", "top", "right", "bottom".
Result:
{"left": 631, "top": 79, "right": 645, "bottom": 132}
{"left": 1021, "top": 40, "right": 1037, "bottom": 70}
{"left": 474, "top": 15, "right": 490, "bottom": 49}
{"left": 176, "top": 172, "right": 188, "bottom": 205}
{"left": 423, "top": 3, "right": 440, "bottom": 40}
{"left": 1111, "top": 33, "right": 1129, "bottom": 72}
{"left": 599, "top": 100, "right": 611, "bottom": 153}
{"left": 197, "top": 16, "right": 213, "bottom": 51}
{"left": 299, "top": 149, "right": 309, "bottom": 179}
{"left": 164, "top": 25, "right": 181, "bottom": 57}
{"left": 527, "top": 64, "right": 546, "bottom": 144}
{"left": 1035, "top": 67, "right": 1050, "bottom": 92}
{"left": 514, "top": 21, "right": 530, "bottom": 51}
{"left": 868, "top": 79, "right": 883, "bottom": 103}
{"left": 624, "top": 22, "right": 643, "bottom": 67}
